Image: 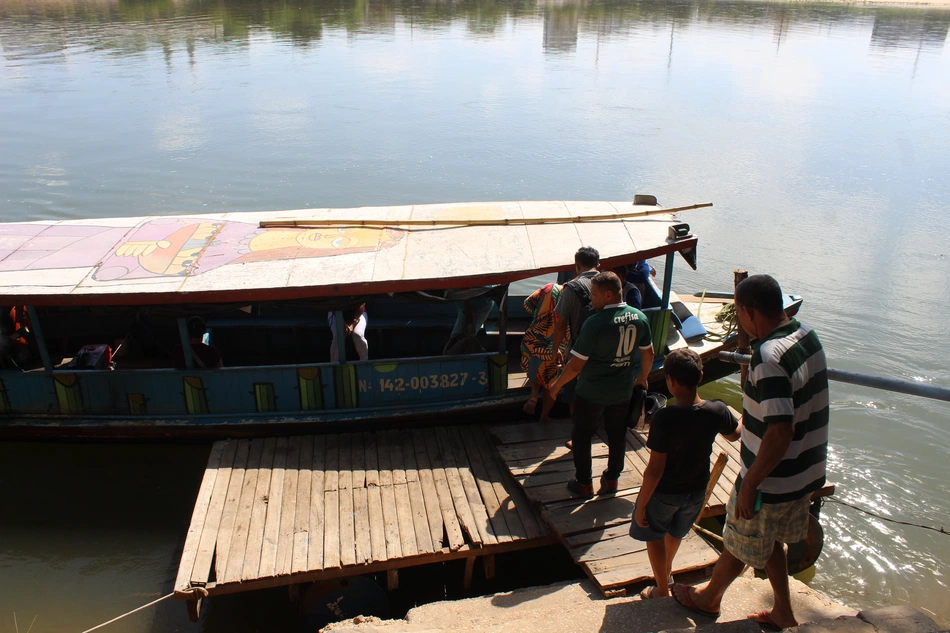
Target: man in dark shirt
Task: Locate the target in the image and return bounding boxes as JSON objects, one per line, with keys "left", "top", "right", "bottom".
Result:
{"left": 173, "top": 317, "right": 223, "bottom": 369}
{"left": 630, "top": 348, "right": 740, "bottom": 599}
{"left": 549, "top": 246, "right": 600, "bottom": 409}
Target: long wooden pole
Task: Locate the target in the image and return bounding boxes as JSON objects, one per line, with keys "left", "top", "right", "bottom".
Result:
{"left": 734, "top": 269, "right": 750, "bottom": 386}
{"left": 258, "top": 202, "right": 713, "bottom": 229}
{"left": 699, "top": 452, "right": 730, "bottom": 522}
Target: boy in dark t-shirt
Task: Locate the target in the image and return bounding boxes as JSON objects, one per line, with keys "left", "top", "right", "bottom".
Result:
{"left": 630, "top": 348, "right": 740, "bottom": 600}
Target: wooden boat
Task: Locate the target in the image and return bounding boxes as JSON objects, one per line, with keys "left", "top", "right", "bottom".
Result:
{"left": 0, "top": 199, "right": 763, "bottom": 439}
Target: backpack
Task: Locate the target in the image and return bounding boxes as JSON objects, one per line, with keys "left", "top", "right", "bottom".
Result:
{"left": 563, "top": 273, "right": 596, "bottom": 335}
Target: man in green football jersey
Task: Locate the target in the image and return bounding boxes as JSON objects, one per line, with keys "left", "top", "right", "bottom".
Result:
{"left": 548, "top": 271, "right": 654, "bottom": 498}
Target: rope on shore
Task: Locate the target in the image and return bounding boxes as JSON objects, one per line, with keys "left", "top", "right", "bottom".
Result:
{"left": 825, "top": 496, "right": 948, "bottom": 536}
{"left": 78, "top": 592, "right": 176, "bottom": 633}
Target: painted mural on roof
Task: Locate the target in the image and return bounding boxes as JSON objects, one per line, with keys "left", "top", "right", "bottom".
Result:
{"left": 0, "top": 218, "right": 405, "bottom": 281}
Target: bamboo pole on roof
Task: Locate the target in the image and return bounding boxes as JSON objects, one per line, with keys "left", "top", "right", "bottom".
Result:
{"left": 258, "top": 202, "right": 713, "bottom": 229}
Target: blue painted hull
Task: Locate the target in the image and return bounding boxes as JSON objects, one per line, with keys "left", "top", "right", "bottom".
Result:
{"left": 0, "top": 352, "right": 517, "bottom": 439}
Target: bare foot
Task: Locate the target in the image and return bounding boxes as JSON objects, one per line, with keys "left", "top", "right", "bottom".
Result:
{"left": 522, "top": 399, "right": 538, "bottom": 415}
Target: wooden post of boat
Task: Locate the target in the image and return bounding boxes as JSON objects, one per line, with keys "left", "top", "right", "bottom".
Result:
{"left": 24, "top": 306, "right": 53, "bottom": 372}
{"left": 333, "top": 311, "right": 347, "bottom": 362}
{"left": 498, "top": 286, "right": 509, "bottom": 354}
{"left": 177, "top": 318, "right": 195, "bottom": 369}
{"left": 387, "top": 569, "right": 398, "bottom": 591}
{"left": 734, "top": 270, "right": 750, "bottom": 385}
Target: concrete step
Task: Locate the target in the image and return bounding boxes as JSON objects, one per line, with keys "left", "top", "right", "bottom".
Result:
{"left": 322, "top": 576, "right": 858, "bottom": 633}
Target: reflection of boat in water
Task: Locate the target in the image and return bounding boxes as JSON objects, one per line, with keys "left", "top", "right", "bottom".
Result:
{"left": 0, "top": 199, "right": 795, "bottom": 439}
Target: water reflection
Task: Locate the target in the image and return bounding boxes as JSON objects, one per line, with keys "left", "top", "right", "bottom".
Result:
{"left": 1, "top": 0, "right": 947, "bottom": 57}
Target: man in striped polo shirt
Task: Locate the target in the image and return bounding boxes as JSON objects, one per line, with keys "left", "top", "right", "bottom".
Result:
{"left": 673, "top": 274, "right": 829, "bottom": 630}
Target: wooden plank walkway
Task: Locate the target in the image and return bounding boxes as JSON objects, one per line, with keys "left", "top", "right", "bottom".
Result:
{"left": 174, "top": 424, "right": 553, "bottom": 618}
{"left": 488, "top": 420, "right": 740, "bottom": 596}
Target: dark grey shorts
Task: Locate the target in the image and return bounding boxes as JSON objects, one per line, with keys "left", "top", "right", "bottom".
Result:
{"left": 629, "top": 488, "right": 705, "bottom": 541}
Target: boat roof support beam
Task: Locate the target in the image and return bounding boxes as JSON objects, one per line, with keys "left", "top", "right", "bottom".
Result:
{"left": 333, "top": 310, "right": 347, "bottom": 363}
{"left": 25, "top": 306, "right": 53, "bottom": 373}
{"left": 497, "top": 286, "right": 509, "bottom": 354}
{"left": 177, "top": 318, "right": 195, "bottom": 369}
{"left": 661, "top": 252, "right": 675, "bottom": 309}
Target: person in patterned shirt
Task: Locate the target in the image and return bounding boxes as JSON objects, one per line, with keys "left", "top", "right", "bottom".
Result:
{"left": 521, "top": 281, "right": 569, "bottom": 422}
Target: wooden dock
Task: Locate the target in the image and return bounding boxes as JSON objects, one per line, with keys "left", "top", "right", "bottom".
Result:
{"left": 489, "top": 420, "right": 745, "bottom": 597}
{"left": 174, "top": 425, "right": 554, "bottom": 620}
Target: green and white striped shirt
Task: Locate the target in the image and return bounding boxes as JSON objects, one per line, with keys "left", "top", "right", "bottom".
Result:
{"left": 738, "top": 318, "right": 829, "bottom": 504}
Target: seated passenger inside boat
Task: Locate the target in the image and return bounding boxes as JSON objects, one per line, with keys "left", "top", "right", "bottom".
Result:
{"left": 0, "top": 306, "right": 34, "bottom": 369}
{"left": 328, "top": 304, "right": 368, "bottom": 362}
{"left": 173, "top": 317, "right": 223, "bottom": 369}
{"left": 612, "top": 265, "right": 643, "bottom": 309}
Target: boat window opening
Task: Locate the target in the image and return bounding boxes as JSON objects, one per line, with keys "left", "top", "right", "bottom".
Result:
{"left": 21, "top": 287, "right": 534, "bottom": 373}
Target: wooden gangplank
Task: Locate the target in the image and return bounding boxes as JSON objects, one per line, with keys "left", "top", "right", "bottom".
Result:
{"left": 489, "top": 421, "right": 737, "bottom": 596}
{"left": 174, "top": 425, "right": 553, "bottom": 620}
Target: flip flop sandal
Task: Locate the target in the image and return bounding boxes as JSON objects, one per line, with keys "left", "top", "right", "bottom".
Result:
{"left": 639, "top": 586, "right": 662, "bottom": 600}
{"left": 749, "top": 611, "right": 785, "bottom": 631}
{"left": 671, "top": 583, "right": 720, "bottom": 618}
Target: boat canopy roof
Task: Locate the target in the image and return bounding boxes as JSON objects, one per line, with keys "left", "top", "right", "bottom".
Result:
{"left": 0, "top": 200, "right": 705, "bottom": 306}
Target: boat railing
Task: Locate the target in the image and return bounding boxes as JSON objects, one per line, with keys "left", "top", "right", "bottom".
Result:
{"left": 718, "top": 351, "right": 950, "bottom": 403}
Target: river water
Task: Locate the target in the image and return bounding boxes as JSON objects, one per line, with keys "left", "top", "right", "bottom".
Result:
{"left": 1, "top": 0, "right": 949, "bottom": 630}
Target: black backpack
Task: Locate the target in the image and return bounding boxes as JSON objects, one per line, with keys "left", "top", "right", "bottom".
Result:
{"left": 564, "top": 273, "right": 596, "bottom": 335}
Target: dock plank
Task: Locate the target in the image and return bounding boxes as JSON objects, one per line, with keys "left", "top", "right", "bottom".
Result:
{"left": 222, "top": 438, "right": 264, "bottom": 584}
{"left": 446, "top": 426, "right": 497, "bottom": 545}
{"left": 242, "top": 437, "right": 277, "bottom": 581}
{"left": 367, "top": 484, "right": 387, "bottom": 562}
{"left": 259, "top": 436, "right": 289, "bottom": 579}
{"left": 407, "top": 479, "right": 434, "bottom": 554}
{"left": 380, "top": 484, "right": 403, "bottom": 559}
{"left": 323, "top": 489, "right": 341, "bottom": 569}
{"left": 394, "top": 483, "right": 418, "bottom": 557}
{"left": 489, "top": 421, "right": 574, "bottom": 445}
{"left": 275, "top": 436, "right": 302, "bottom": 577}
{"left": 389, "top": 429, "right": 407, "bottom": 486}
{"left": 191, "top": 440, "right": 238, "bottom": 585}
{"left": 215, "top": 439, "right": 251, "bottom": 580}
{"left": 325, "top": 434, "right": 340, "bottom": 491}
{"left": 339, "top": 482, "right": 356, "bottom": 566}
{"left": 400, "top": 431, "right": 419, "bottom": 483}
{"left": 307, "top": 435, "right": 327, "bottom": 572}
{"left": 433, "top": 427, "right": 482, "bottom": 546}
{"left": 458, "top": 425, "right": 511, "bottom": 543}
{"left": 352, "top": 432, "right": 366, "bottom": 489}
{"left": 174, "top": 442, "right": 226, "bottom": 593}
{"left": 354, "top": 487, "right": 373, "bottom": 563}
{"left": 292, "top": 436, "right": 314, "bottom": 574}
{"left": 364, "top": 431, "right": 380, "bottom": 487}
{"left": 422, "top": 430, "right": 465, "bottom": 551}
{"left": 411, "top": 429, "right": 446, "bottom": 549}
{"left": 473, "top": 426, "right": 529, "bottom": 540}
{"left": 377, "top": 431, "right": 393, "bottom": 487}
{"left": 339, "top": 433, "right": 353, "bottom": 490}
